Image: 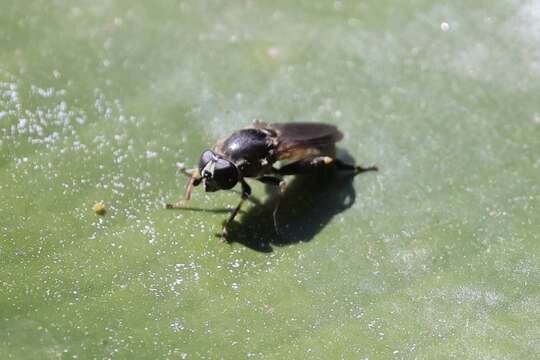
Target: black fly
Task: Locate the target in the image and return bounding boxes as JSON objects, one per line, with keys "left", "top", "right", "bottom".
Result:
{"left": 166, "top": 120, "right": 377, "bottom": 239}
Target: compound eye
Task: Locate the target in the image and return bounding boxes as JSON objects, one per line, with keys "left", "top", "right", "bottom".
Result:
{"left": 213, "top": 158, "right": 239, "bottom": 190}
{"left": 198, "top": 150, "right": 216, "bottom": 171}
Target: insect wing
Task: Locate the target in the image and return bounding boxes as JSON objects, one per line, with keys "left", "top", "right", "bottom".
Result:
{"left": 268, "top": 122, "right": 343, "bottom": 160}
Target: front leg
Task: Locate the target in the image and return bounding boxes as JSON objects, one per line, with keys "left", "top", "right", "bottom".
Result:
{"left": 222, "top": 179, "right": 251, "bottom": 240}
{"left": 166, "top": 169, "right": 202, "bottom": 209}
{"left": 176, "top": 162, "right": 198, "bottom": 178}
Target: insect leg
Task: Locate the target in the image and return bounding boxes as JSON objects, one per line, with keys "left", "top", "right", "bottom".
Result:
{"left": 256, "top": 176, "right": 287, "bottom": 235}
{"left": 222, "top": 180, "right": 252, "bottom": 240}
{"left": 256, "top": 175, "right": 282, "bottom": 186}
{"left": 166, "top": 170, "right": 201, "bottom": 209}
{"left": 278, "top": 157, "right": 377, "bottom": 175}
{"left": 176, "top": 162, "right": 198, "bottom": 178}
{"left": 272, "top": 180, "right": 287, "bottom": 235}
{"left": 276, "top": 157, "right": 332, "bottom": 175}
{"left": 333, "top": 159, "right": 378, "bottom": 173}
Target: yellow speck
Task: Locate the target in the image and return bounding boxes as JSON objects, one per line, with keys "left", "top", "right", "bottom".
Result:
{"left": 93, "top": 202, "right": 106, "bottom": 215}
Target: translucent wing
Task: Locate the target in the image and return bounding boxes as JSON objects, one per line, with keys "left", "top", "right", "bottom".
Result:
{"left": 266, "top": 122, "right": 343, "bottom": 161}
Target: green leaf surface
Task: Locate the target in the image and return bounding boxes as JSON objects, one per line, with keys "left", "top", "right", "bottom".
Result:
{"left": 1, "top": 1, "right": 539, "bottom": 359}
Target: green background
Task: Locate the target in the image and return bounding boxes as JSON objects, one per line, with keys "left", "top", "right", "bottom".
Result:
{"left": 1, "top": 0, "right": 539, "bottom": 359}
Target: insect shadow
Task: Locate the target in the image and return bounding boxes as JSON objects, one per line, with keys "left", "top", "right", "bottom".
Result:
{"left": 224, "top": 151, "right": 361, "bottom": 252}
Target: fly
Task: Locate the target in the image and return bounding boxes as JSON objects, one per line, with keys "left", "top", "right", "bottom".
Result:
{"left": 166, "top": 120, "right": 378, "bottom": 239}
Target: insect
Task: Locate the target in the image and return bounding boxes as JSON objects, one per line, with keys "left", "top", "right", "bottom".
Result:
{"left": 166, "top": 120, "right": 377, "bottom": 239}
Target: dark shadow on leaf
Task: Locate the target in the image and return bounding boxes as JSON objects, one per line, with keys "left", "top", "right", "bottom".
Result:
{"left": 224, "top": 151, "right": 372, "bottom": 253}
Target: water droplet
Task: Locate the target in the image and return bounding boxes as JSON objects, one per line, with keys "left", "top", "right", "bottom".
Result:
{"left": 441, "top": 22, "right": 450, "bottom": 32}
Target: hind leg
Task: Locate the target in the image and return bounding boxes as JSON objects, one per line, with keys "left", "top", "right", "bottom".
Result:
{"left": 277, "top": 156, "right": 377, "bottom": 175}
{"left": 332, "top": 159, "right": 378, "bottom": 173}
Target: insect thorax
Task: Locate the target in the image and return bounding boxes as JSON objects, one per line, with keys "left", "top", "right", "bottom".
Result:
{"left": 220, "top": 129, "right": 273, "bottom": 160}
{"left": 218, "top": 128, "right": 276, "bottom": 177}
